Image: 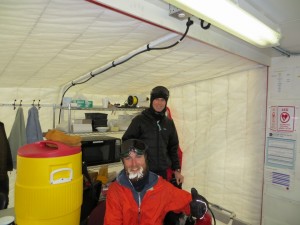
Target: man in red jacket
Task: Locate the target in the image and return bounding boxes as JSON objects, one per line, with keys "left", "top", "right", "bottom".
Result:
{"left": 104, "top": 139, "right": 207, "bottom": 225}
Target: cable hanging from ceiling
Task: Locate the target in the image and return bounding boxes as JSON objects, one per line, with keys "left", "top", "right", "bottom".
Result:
{"left": 58, "top": 18, "right": 194, "bottom": 123}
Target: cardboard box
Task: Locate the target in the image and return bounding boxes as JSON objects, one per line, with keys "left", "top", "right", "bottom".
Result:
{"left": 71, "top": 99, "right": 93, "bottom": 108}
{"left": 73, "top": 119, "right": 92, "bottom": 124}
{"left": 72, "top": 124, "right": 93, "bottom": 133}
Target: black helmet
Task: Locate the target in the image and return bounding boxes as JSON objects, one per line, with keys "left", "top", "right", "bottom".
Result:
{"left": 150, "top": 86, "right": 169, "bottom": 102}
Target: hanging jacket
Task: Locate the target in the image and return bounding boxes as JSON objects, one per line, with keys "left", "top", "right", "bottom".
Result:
{"left": 26, "top": 106, "right": 43, "bottom": 144}
{"left": 104, "top": 170, "right": 191, "bottom": 225}
{"left": 122, "top": 108, "right": 180, "bottom": 171}
{"left": 0, "top": 122, "right": 13, "bottom": 177}
{"left": 8, "top": 107, "right": 27, "bottom": 168}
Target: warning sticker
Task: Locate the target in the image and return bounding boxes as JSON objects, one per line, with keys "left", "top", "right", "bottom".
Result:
{"left": 277, "top": 106, "right": 295, "bottom": 132}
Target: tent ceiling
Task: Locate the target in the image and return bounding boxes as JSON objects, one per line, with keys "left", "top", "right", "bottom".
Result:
{"left": 0, "top": 0, "right": 299, "bottom": 97}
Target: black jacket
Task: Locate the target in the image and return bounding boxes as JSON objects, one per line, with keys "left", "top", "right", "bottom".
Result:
{"left": 0, "top": 122, "right": 13, "bottom": 177}
{"left": 122, "top": 108, "right": 180, "bottom": 171}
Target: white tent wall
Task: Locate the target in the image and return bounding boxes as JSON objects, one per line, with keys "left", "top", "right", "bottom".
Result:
{"left": 262, "top": 55, "right": 300, "bottom": 225}
{"left": 167, "top": 66, "right": 267, "bottom": 224}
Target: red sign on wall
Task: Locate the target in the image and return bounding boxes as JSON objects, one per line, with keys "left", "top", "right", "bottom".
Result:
{"left": 277, "top": 106, "right": 295, "bottom": 132}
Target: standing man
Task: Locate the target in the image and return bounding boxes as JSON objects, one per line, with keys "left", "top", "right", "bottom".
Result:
{"left": 104, "top": 139, "right": 207, "bottom": 225}
{"left": 122, "top": 86, "right": 184, "bottom": 185}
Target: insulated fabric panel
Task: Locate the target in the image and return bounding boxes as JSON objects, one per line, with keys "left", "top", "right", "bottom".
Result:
{"left": 168, "top": 67, "right": 267, "bottom": 225}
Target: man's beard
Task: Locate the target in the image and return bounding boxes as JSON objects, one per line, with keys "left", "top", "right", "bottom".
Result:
{"left": 129, "top": 167, "right": 143, "bottom": 179}
{"left": 126, "top": 165, "right": 149, "bottom": 183}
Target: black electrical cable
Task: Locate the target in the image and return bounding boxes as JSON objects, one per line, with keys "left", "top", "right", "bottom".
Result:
{"left": 150, "top": 18, "right": 194, "bottom": 50}
{"left": 58, "top": 18, "right": 194, "bottom": 123}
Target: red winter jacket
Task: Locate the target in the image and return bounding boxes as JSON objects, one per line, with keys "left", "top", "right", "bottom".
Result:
{"left": 166, "top": 107, "right": 183, "bottom": 181}
{"left": 104, "top": 171, "right": 191, "bottom": 225}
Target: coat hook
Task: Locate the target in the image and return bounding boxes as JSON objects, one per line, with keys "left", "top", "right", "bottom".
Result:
{"left": 32, "top": 100, "right": 35, "bottom": 106}
{"left": 19, "top": 100, "right": 22, "bottom": 107}
{"left": 38, "top": 99, "right": 41, "bottom": 109}
{"left": 13, "top": 99, "right": 16, "bottom": 110}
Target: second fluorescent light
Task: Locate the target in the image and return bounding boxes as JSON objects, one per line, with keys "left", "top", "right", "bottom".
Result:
{"left": 164, "top": 0, "right": 281, "bottom": 48}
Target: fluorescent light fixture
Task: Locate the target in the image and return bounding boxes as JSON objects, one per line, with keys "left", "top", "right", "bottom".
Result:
{"left": 164, "top": 0, "right": 281, "bottom": 47}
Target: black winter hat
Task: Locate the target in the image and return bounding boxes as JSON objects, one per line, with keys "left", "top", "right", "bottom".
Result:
{"left": 150, "top": 86, "right": 169, "bottom": 103}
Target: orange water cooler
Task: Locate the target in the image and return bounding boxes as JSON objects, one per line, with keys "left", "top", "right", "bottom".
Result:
{"left": 15, "top": 141, "right": 83, "bottom": 225}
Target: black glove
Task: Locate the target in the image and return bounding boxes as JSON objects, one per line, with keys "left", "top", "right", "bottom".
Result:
{"left": 189, "top": 188, "right": 208, "bottom": 219}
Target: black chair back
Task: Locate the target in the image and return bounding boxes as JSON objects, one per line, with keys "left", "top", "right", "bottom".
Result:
{"left": 0, "top": 192, "right": 8, "bottom": 210}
